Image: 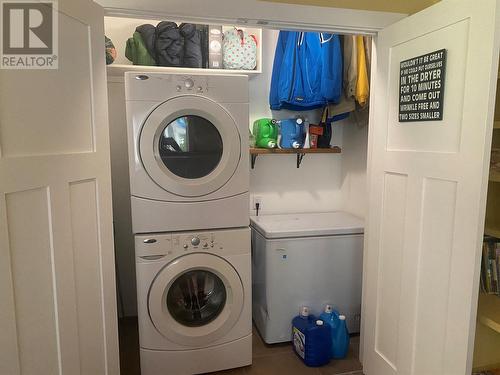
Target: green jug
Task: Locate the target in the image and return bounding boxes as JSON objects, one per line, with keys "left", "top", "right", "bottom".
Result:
{"left": 252, "top": 118, "right": 278, "bottom": 148}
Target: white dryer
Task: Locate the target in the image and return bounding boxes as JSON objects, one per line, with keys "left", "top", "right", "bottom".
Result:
{"left": 135, "top": 227, "right": 252, "bottom": 375}
{"left": 125, "top": 72, "right": 249, "bottom": 233}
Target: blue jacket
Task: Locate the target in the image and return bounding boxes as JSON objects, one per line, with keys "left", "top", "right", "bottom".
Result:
{"left": 270, "top": 31, "right": 342, "bottom": 111}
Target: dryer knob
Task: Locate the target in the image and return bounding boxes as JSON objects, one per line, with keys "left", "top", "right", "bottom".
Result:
{"left": 191, "top": 237, "right": 200, "bottom": 246}
{"left": 184, "top": 78, "right": 194, "bottom": 89}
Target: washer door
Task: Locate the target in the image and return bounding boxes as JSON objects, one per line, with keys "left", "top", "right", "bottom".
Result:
{"left": 140, "top": 96, "right": 241, "bottom": 197}
{"left": 148, "top": 253, "right": 244, "bottom": 347}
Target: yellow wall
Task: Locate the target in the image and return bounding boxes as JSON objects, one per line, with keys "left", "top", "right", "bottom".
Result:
{"left": 259, "top": 0, "right": 440, "bottom": 14}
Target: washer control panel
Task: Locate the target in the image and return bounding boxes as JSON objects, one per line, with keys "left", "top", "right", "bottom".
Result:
{"left": 172, "top": 231, "right": 220, "bottom": 252}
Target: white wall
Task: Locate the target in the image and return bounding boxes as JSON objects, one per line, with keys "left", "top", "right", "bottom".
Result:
{"left": 340, "top": 110, "right": 369, "bottom": 218}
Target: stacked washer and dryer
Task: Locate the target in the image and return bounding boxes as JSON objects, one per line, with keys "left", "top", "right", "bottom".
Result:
{"left": 125, "top": 72, "right": 252, "bottom": 375}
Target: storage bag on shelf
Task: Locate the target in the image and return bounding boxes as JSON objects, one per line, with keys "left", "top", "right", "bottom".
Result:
{"left": 222, "top": 28, "right": 257, "bottom": 70}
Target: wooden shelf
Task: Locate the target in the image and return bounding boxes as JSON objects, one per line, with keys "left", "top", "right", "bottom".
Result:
{"left": 249, "top": 146, "right": 341, "bottom": 168}
{"left": 250, "top": 147, "right": 341, "bottom": 155}
{"left": 494, "top": 121, "right": 500, "bottom": 130}
{"left": 478, "top": 293, "right": 500, "bottom": 334}
{"left": 107, "top": 64, "right": 261, "bottom": 80}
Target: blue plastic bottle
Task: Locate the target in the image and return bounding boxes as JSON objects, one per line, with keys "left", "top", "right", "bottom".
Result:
{"left": 319, "top": 304, "right": 340, "bottom": 358}
{"left": 292, "top": 306, "right": 331, "bottom": 367}
{"left": 332, "top": 315, "right": 350, "bottom": 359}
{"left": 278, "top": 118, "right": 305, "bottom": 149}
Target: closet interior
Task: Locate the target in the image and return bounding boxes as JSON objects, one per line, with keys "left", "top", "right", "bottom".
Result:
{"left": 105, "top": 14, "right": 371, "bottom": 374}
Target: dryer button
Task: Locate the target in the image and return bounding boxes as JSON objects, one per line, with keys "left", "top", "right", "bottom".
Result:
{"left": 183, "top": 244, "right": 188, "bottom": 249}
{"left": 184, "top": 79, "right": 194, "bottom": 89}
{"left": 191, "top": 237, "right": 200, "bottom": 246}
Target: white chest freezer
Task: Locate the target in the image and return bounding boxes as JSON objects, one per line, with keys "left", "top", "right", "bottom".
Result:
{"left": 251, "top": 211, "right": 364, "bottom": 344}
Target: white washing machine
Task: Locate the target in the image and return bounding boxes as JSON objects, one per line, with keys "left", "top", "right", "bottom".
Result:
{"left": 251, "top": 212, "right": 364, "bottom": 344}
{"left": 125, "top": 72, "right": 249, "bottom": 233}
{"left": 135, "top": 227, "right": 252, "bottom": 375}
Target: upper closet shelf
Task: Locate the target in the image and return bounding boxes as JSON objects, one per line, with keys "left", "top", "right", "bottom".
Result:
{"left": 107, "top": 64, "right": 261, "bottom": 78}
{"left": 105, "top": 16, "right": 263, "bottom": 78}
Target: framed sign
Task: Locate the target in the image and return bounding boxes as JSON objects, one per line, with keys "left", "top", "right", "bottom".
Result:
{"left": 399, "top": 49, "right": 447, "bottom": 122}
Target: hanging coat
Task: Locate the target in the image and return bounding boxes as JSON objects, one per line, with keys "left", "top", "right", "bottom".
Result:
{"left": 355, "top": 35, "right": 369, "bottom": 107}
{"left": 269, "top": 31, "right": 342, "bottom": 111}
{"left": 320, "top": 33, "right": 342, "bottom": 104}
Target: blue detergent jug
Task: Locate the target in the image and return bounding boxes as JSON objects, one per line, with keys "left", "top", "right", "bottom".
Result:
{"left": 278, "top": 118, "right": 305, "bottom": 149}
{"left": 332, "top": 315, "right": 350, "bottom": 359}
{"left": 319, "top": 304, "right": 340, "bottom": 358}
{"left": 292, "top": 306, "right": 331, "bottom": 367}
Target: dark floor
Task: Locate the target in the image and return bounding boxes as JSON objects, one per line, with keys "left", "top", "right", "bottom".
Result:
{"left": 119, "top": 317, "right": 363, "bottom": 375}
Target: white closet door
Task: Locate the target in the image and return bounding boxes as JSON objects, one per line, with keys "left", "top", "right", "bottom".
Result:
{"left": 0, "top": 1, "right": 119, "bottom": 375}
{"left": 362, "top": 0, "right": 500, "bottom": 374}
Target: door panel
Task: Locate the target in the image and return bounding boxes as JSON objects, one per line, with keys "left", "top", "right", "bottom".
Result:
{"left": 0, "top": 1, "right": 119, "bottom": 374}
{"left": 363, "top": 1, "right": 500, "bottom": 374}
{"left": 4, "top": 187, "right": 59, "bottom": 375}
{"left": 386, "top": 19, "right": 470, "bottom": 153}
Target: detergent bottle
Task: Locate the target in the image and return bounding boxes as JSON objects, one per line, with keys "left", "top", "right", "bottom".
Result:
{"left": 319, "top": 304, "right": 340, "bottom": 358}
{"left": 278, "top": 118, "right": 305, "bottom": 149}
{"left": 292, "top": 306, "right": 331, "bottom": 367}
{"left": 252, "top": 118, "right": 278, "bottom": 148}
{"left": 303, "top": 117, "right": 310, "bottom": 149}
{"left": 332, "top": 315, "right": 350, "bottom": 359}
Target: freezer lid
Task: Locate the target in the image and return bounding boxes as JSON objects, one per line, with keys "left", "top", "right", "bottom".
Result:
{"left": 250, "top": 211, "right": 364, "bottom": 239}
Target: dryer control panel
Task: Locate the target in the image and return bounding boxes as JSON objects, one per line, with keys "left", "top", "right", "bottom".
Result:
{"left": 174, "top": 75, "right": 208, "bottom": 94}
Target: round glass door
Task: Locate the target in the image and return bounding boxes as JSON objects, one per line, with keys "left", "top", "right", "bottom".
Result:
{"left": 139, "top": 96, "right": 241, "bottom": 197}
{"left": 159, "top": 116, "right": 223, "bottom": 179}
{"left": 148, "top": 253, "right": 244, "bottom": 347}
{"left": 167, "top": 269, "right": 226, "bottom": 327}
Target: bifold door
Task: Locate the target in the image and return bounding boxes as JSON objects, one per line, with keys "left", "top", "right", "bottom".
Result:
{"left": 0, "top": 1, "right": 119, "bottom": 374}
{"left": 362, "top": 1, "right": 500, "bottom": 374}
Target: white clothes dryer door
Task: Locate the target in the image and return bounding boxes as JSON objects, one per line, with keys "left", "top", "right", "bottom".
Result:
{"left": 140, "top": 96, "right": 241, "bottom": 197}
{"left": 148, "top": 253, "right": 244, "bottom": 347}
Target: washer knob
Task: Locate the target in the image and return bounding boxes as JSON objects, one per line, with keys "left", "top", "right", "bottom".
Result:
{"left": 184, "top": 78, "right": 194, "bottom": 89}
{"left": 191, "top": 237, "right": 200, "bottom": 246}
